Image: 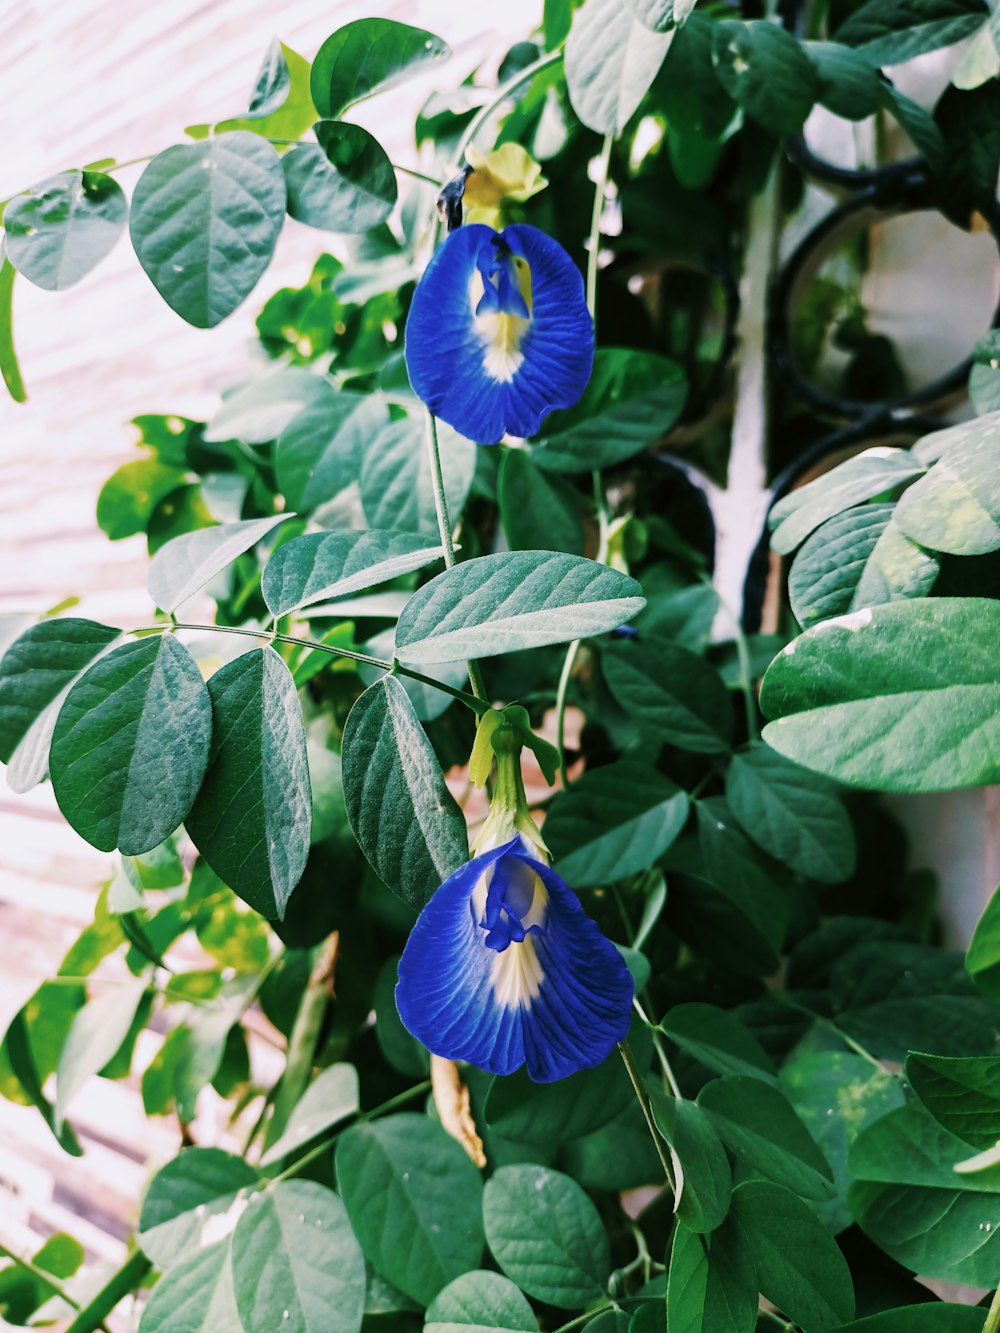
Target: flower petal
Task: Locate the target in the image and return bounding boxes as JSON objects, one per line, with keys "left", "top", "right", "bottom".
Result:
{"left": 395, "top": 840, "right": 528, "bottom": 1075}
{"left": 511, "top": 853, "right": 634, "bottom": 1082}
{"left": 404, "top": 223, "right": 594, "bottom": 445}
{"left": 395, "top": 841, "right": 633, "bottom": 1082}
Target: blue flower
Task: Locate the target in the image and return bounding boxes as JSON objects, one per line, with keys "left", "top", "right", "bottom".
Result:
{"left": 404, "top": 223, "right": 595, "bottom": 445}
{"left": 395, "top": 836, "right": 634, "bottom": 1082}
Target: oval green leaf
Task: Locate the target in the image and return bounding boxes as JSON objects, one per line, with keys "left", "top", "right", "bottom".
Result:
{"left": 601, "top": 635, "right": 732, "bottom": 753}
{"left": 532, "top": 349, "right": 687, "bottom": 474}
{"left": 336, "top": 1114, "right": 484, "bottom": 1306}
{"left": 148, "top": 514, "right": 291, "bottom": 613}
{"left": 137, "top": 1239, "right": 240, "bottom": 1332}
{"left": 232, "top": 1180, "right": 365, "bottom": 1333}
{"left": 263, "top": 530, "right": 443, "bottom": 617}
{"left": 284, "top": 122, "right": 397, "bottom": 233}
{"left": 50, "top": 634, "right": 212, "bottom": 855}
{"left": 275, "top": 390, "right": 388, "bottom": 511}
{"left": 565, "top": 0, "right": 673, "bottom": 135}
{"left": 761, "top": 598, "right": 1000, "bottom": 791}
{"left": 360, "top": 417, "right": 476, "bottom": 537}
{"left": 426, "top": 1270, "right": 537, "bottom": 1333}
{"left": 0, "top": 617, "right": 121, "bottom": 793}
{"left": 311, "top": 18, "right": 450, "bottom": 118}
{"left": 731, "top": 1180, "right": 854, "bottom": 1329}
{"left": 895, "top": 412, "right": 1000, "bottom": 555}
{"left": 666, "top": 1215, "right": 758, "bottom": 1333}
{"left": 186, "top": 647, "right": 311, "bottom": 920}
{"left": 712, "top": 22, "right": 818, "bottom": 136}
{"left": 698, "top": 1075, "right": 835, "bottom": 1201}
{"left": 5, "top": 170, "right": 127, "bottom": 291}
{"left": 130, "top": 133, "right": 286, "bottom": 328}
{"left": 544, "top": 760, "right": 689, "bottom": 887}
{"left": 483, "top": 1165, "right": 610, "bottom": 1309}
{"left": 395, "top": 552, "right": 644, "bottom": 663}
{"left": 649, "top": 1089, "right": 733, "bottom": 1233}
{"left": 341, "top": 676, "right": 468, "bottom": 908}
{"left": 55, "top": 975, "right": 149, "bottom": 1133}
{"left": 725, "top": 743, "right": 855, "bottom": 883}
{"left": 245, "top": 37, "right": 291, "bottom": 119}
{"left": 139, "top": 1146, "right": 261, "bottom": 1268}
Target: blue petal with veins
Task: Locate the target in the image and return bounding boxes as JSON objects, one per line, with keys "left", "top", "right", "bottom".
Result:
{"left": 404, "top": 224, "right": 595, "bottom": 445}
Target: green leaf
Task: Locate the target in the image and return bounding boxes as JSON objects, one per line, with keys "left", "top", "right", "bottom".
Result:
{"left": 485, "top": 1046, "right": 639, "bottom": 1146}
{"left": 360, "top": 417, "right": 476, "bottom": 537}
{"left": 649, "top": 1090, "right": 732, "bottom": 1233}
{"left": 761, "top": 598, "right": 1000, "bottom": 791}
{"left": 498, "top": 449, "right": 584, "bottom": 556}
{"left": 395, "top": 552, "right": 644, "bottom": 663}
{"left": 624, "top": 0, "right": 697, "bottom": 31}
{"left": 787, "top": 505, "right": 891, "bottom": 627}
{"left": 2, "top": 1009, "right": 82, "bottom": 1155}
{"left": 283, "top": 123, "right": 397, "bottom": 233}
{"left": 136, "top": 1239, "right": 240, "bottom": 1332}
{"left": 805, "top": 42, "right": 885, "bottom": 120}
{"left": 970, "top": 333, "right": 1000, "bottom": 415}
{"left": 206, "top": 367, "right": 334, "bottom": 444}
{"left": 712, "top": 22, "right": 817, "bottom": 136}
{"left": 894, "top": 412, "right": 1000, "bottom": 554}
{"left": 311, "top": 19, "right": 450, "bottom": 117}
{"left": 657, "top": 14, "right": 738, "bottom": 137}
{"left": 780, "top": 1051, "right": 905, "bottom": 1233}
{"left": 276, "top": 391, "right": 388, "bottom": 511}
{"left": 341, "top": 676, "right": 468, "bottom": 908}
{"left": 186, "top": 647, "right": 311, "bottom": 920}
{"left": 906, "top": 1052, "right": 1000, "bottom": 1149}
{"left": 0, "top": 252, "right": 26, "bottom": 402}
{"left": 263, "top": 531, "right": 442, "bottom": 616}
{"left": 218, "top": 44, "right": 316, "bottom": 142}
{"left": 731, "top": 1180, "right": 854, "bottom": 1330}
{"left": 725, "top": 743, "right": 856, "bottom": 883}
{"left": 483, "top": 1165, "right": 609, "bottom": 1308}
{"left": 50, "top": 635, "right": 212, "bottom": 854}
{"left": 696, "top": 798, "right": 791, "bottom": 956}
{"left": 232, "top": 1180, "right": 365, "bottom": 1333}
{"left": 5, "top": 170, "right": 127, "bottom": 290}
{"left": 130, "top": 134, "right": 286, "bottom": 328}
{"left": 336, "top": 1114, "right": 484, "bottom": 1306}
{"left": 532, "top": 350, "right": 687, "bottom": 474}
{"left": 935, "top": 80, "right": 999, "bottom": 227}
{"left": 660, "top": 1003, "right": 777, "bottom": 1082}
{"left": 830, "top": 939, "right": 1000, "bottom": 1060}
{"left": 827, "top": 1309, "right": 986, "bottom": 1333}
{"left": 139, "top": 1147, "right": 260, "bottom": 1267}
{"left": 543, "top": 760, "right": 689, "bottom": 887}
{"left": 835, "top": 0, "right": 988, "bottom": 65}
{"left": 601, "top": 635, "right": 732, "bottom": 753}
{"left": 97, "top": 459, "right": 189, "bottom": 540}
{"left": 967, "top": 883, "right": 1000, "bottom": 998}
{"left": 0, "top": 616, "right": 120, "bottom": 793}
{"left": 245, "top": 37, "right": 291, "bottom": 118}
{"left": 849, "top": 1101, "right": 1000, "bottom": 1284}
{"left": 698, "top": 1075, "right": 835, "bottom": 1201}
{"left": 665, "top": 1216, "right": 757, "bottom": 1333}
{"left": 260, "top": 1063, "right": 360, "bottom": 1165}
{"left": 769, "top": 448, "right": 925, "bottom": 555}
{"left": 425, "top": 1270, "right": 537, "bottom": 1333}
{"left": 148, "top": 514, "right": 290, "bottom": 612}
{"left": 54, "top": 976, "right": 149, "bottom": 1132}
{"left": 565, "top": 0, "right": 673, "bottom": 135}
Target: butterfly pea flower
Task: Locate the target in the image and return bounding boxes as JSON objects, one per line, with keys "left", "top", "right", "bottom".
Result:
{"left": 404, "top": 222, "right": 595, "bottom": 445}
{"left": 395, "top": 730, "right": 633, "bottom": 1083}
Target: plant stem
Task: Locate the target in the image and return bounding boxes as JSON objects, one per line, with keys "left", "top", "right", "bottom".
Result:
{"left": 982, "top": 1283, "right": 1000, "bottom": 1333}
{"left": 552, "top": 1305, "right": 616, "bottom": 1333}
{"left": 264, "top": 935, "right": 338, "bottom": 1151}
{"left": 129, "top": 620, "right": 486, "bottom": 714}
{"left": 423, "top": 410, "right": 488, "bottom": 701}
{"left": 0, "top": 1244, "right": 83, "bottom": 1311}
{"left": 553, "top": 135, "right": 614, "bottom": 785}
{"left": 618, "top": 1040, "right": 677, "bottom": 1196}
{"left": 64, "top": 1250, "right": 151, "bottom": 1333}
{"left": 633, "top": 996, "right": 682, "bottom": 1098}
{"left": 781, "top": 996, "right": 885, "bottom": 1073}
{"left": 392, "top": 162, "right": 443, "bottom": 187}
